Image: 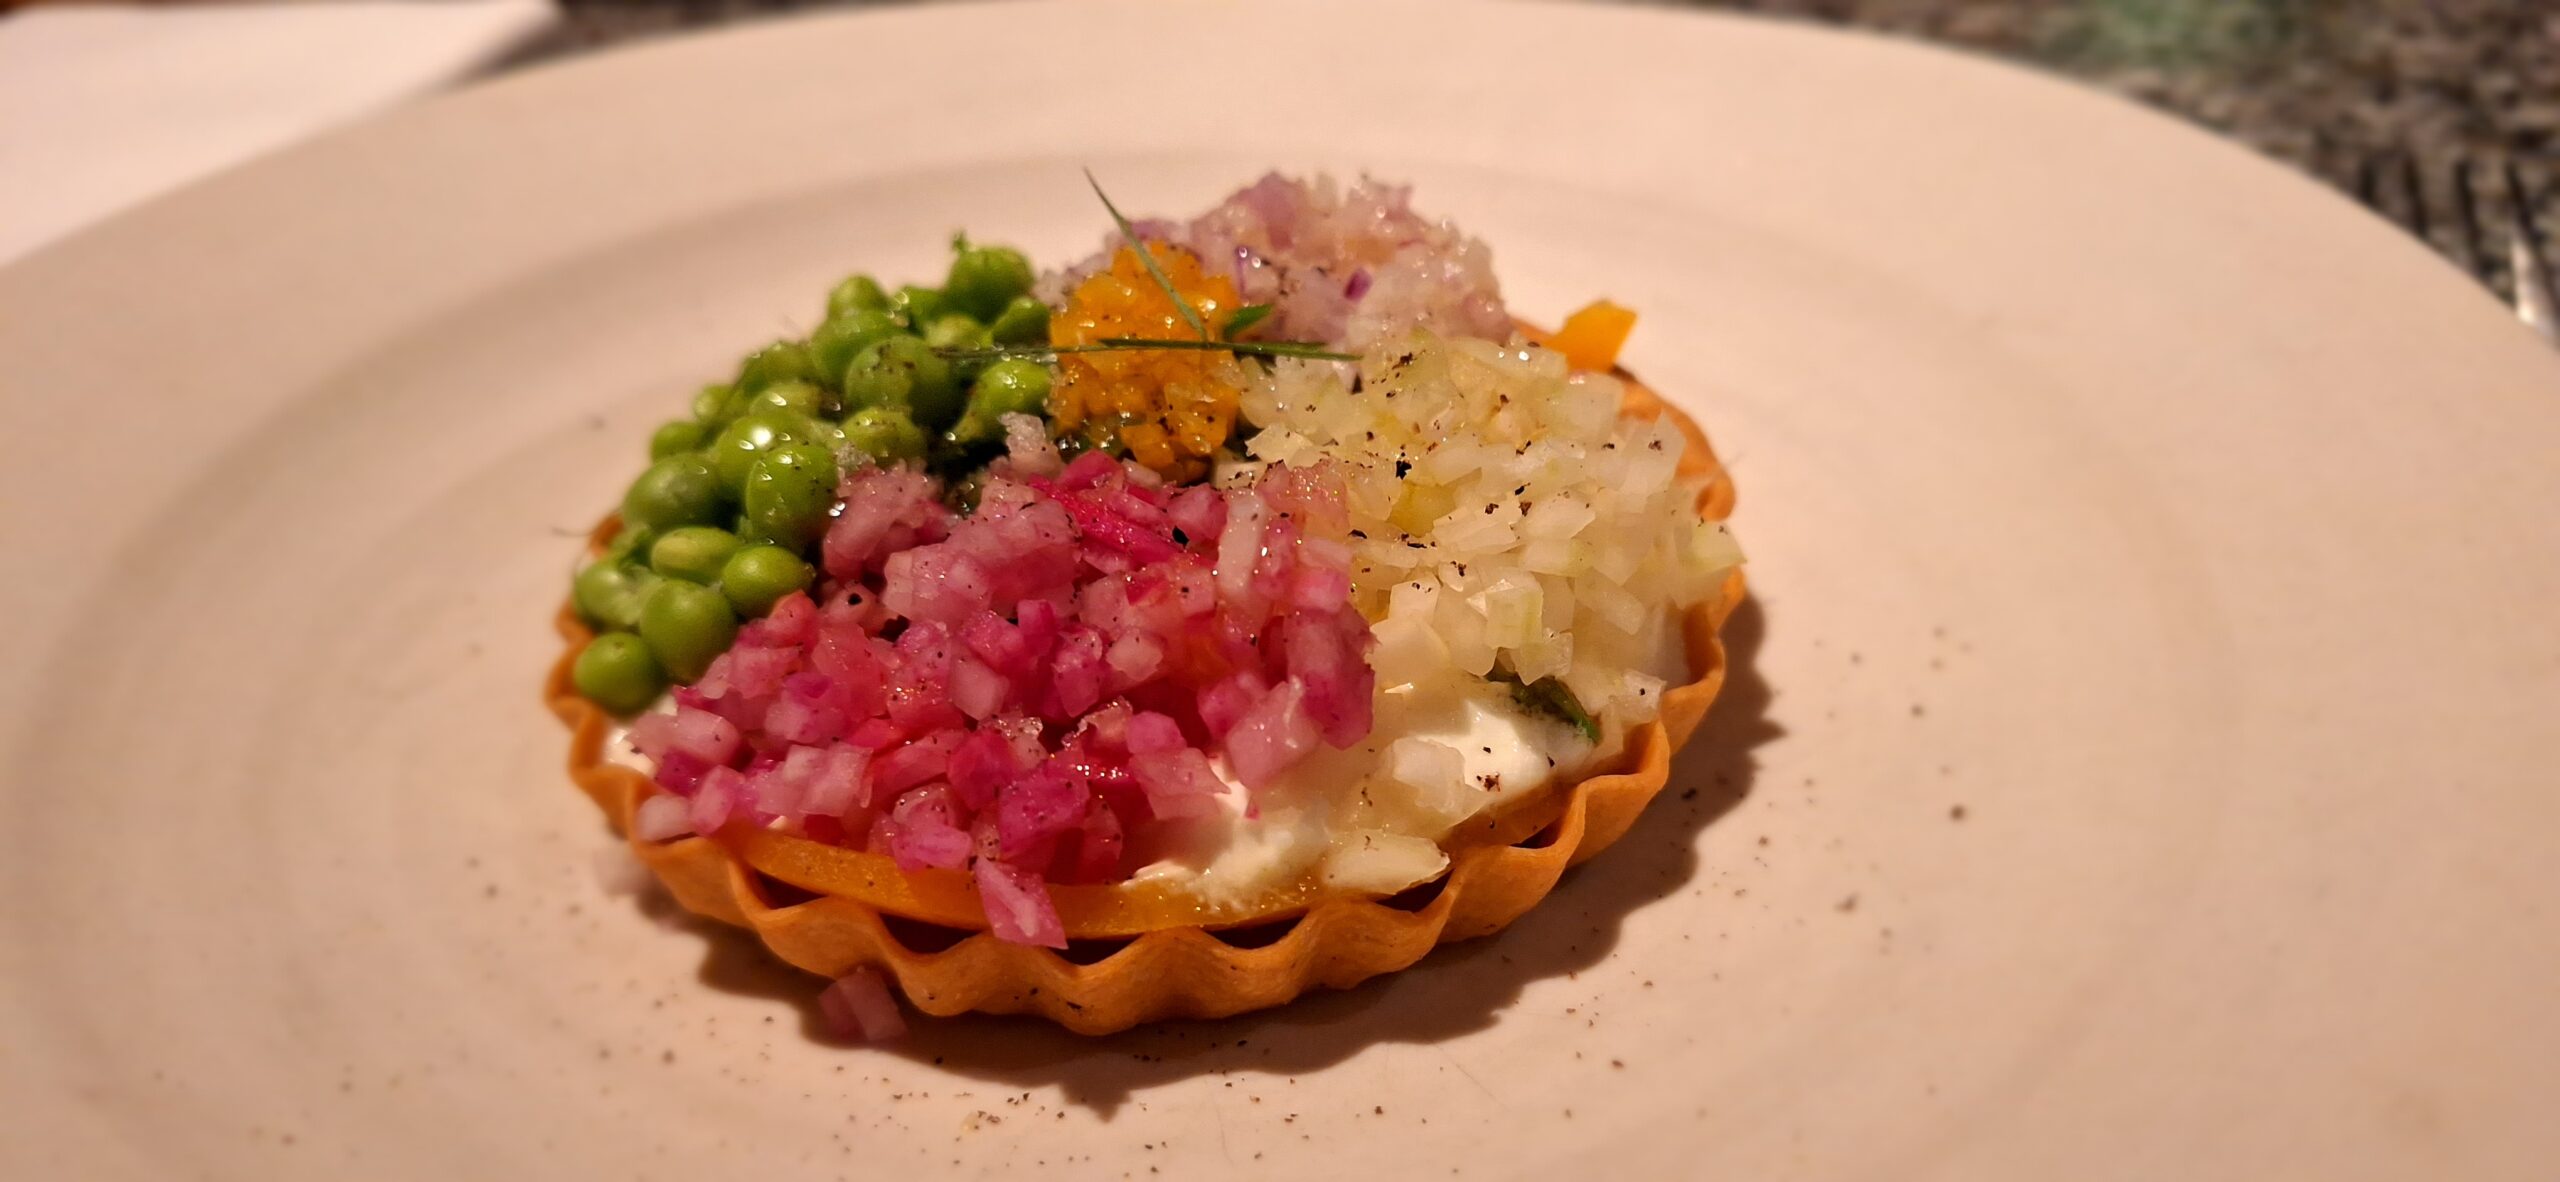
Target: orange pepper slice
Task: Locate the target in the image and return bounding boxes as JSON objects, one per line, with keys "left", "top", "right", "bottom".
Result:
{"left": 1545, "top": 299, "right": 1638, "bottom": 372}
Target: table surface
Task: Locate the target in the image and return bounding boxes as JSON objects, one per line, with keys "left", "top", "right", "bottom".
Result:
{"left": 526, "top": 0, "right": 2558, "bottom": 168}
{"left": 519, "top": 0, "right": 2560, "bottom": 294}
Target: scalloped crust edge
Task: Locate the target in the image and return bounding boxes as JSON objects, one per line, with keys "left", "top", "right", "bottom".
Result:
{"left": 548, "top": 376, "right": 1743, "bottom": 1034}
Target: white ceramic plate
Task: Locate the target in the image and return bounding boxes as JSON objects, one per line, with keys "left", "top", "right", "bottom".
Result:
{"left": 6, "top": 2, "right": 2558, "bottom": 1178}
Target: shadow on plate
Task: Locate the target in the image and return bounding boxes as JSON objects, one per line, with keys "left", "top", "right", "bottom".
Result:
{"left": 655, "top": 596, "right": 1779, "bottom": 1115}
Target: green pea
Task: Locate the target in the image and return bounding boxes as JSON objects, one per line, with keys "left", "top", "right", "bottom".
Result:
{"left": 988, "top": 294, "right": 1052, "bottom": 345}
{"left": 649, "top": 419, "right": 708, "bottom": 460}
{"left": 971, "top": 358, "right": 1052, "bottom": 414}
{"left": 825, "top": 273, "right": 889, "bottom": 320}
{"left": 952, "top": 358, "right": 1053, "bottom": 443}
{"left": 842, "top": 408, "right": 927, "bottom": 463}
{"left": 573, "top": 560, "right": 662, "bottom": 631}
{"left": 889, "top": 284, "right": 945, "bottom": 328}
{"left": 742, "top": 378, "right": 833, "bottom": 422}
{"left": 621, "top": 455, "right": 726, "bottom": 530}
{"left": 799, "top": 414, "right": 847, "bottom": 446}
{"left": 842, "top": 336, "right": 962, "bottom": 428}
{"left": 721, "top": 544, "right": 814, "bottom": 616}
{"left": 742, "top": 441, "right": 841, "bottom": 550}
{"left": 638, "top": 580, "right": 738, "bottom": 684}
{"left": 924, "top": 314, "right": 992, "bottom": 384}
{"left": 648, "top": 525, "right": 743, "bottom": 584}
{"left": 923, "top": 313, "right": 988, "bottom": 352}
{"left": 944, "top": 244, "right": 1035, "bottom": 320}
{"left": 691, "top": 384, "right": 735, "bottom": 424}
{"left": 735, "top": 340, "right": 819, "bottom": 394}
{"left": 603, "top": 522, "right": 656, "bottom": 565}
{"left": 808, "top": 308, "right": 905, "bottom": 385}
{"left": 573, "top": 631, "right": 667, "bottom": 714}
{"left": 706, "top": 411, "right": 817, "bottom": 494}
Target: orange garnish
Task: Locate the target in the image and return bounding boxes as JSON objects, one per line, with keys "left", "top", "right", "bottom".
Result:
{"left": 1546, "top": 299, "right": 1638, "bottom": 371}
{"left": 1049, "top": 244, "right": 1245, "bottom": 480}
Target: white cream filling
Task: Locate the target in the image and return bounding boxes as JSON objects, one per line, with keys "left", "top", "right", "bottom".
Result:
{"left": 1132, "top": 666, "right": 1601, "bottom": 906}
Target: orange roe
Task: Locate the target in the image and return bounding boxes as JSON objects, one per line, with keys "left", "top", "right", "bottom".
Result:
{"left": 1049, "top": 244, "right": 1246, "bottom": 481}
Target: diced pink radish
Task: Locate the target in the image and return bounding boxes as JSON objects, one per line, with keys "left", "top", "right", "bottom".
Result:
{"left": 1215, "top": 491, "right": 1267, "bottom": 602}
{"left": 1104, "top": 631, "right": 1164, "bottom": 687}
{"left": 763, "top": 694, "right": 844, "bottom": 746}
{"left": 719, "top": 645, "right": 799, "bottom": 699}
{"left": 1123, "top": 710, "right": 1185, "bottom": 755}
{"left": 1132, "top": 748, "right": 1224, "bottom": 818}
{"left": 817, "top": 967, "right": 908, "bottom": 1043}
{"left": 625, "top": 711, "right": 681, "bottom": 761}
{"left": 739, "top": 590, "right": 819, "bottom": 648}
{"left": 1285, "top": 565, "right": 1352, "bottom": 613}
{"left": 747, "top": 761, "right": 802, "bottom": 822}
{"left": 947, "top": 656, "right": 1008, "bottom": 721}
{"left": 631, "top": 793, "right": 692, "bottom": 842}
{"left": 1060, "top": 804, "right": 1126, "bottom": 883}
{"left": 606, "top": 453, "right": 1383, "bottom": 947}
{"left": 1196, "top": 669, "right": 1272, "bottom": 740}
{"left": 1053, "top": 449, "right": 1119, "bottom": 492}
{"left": 652, "top": 748, "right": 710, "bottom": 795}
{"left": 1166, "top": 484, "right": 1227, "bottom": 546}
{"left": 845, "top": 718, "right": 904, "bottom": 749}
{"left": 824, "top": 468, "right": 951, "bottom": 579}
{"left": 1050, "top": 487, "right": 1182, "bottom": 565}
{"left": 666, "top": 709, "right": 741, "bottom": 767}
{"left": 873, "top": 729, "right": 964, "bottom": 796}
{"left": 960, "top": 611, "right": 1035, "bottom": 677}
{"left": 801, "top": 743, "right": 871, "bottom": 817}
{"left": 1222, "top": 678, "right": 1319, "bottom": 789}
{"left": 1279, "top": 608, "right": 1376, "bottom": 747}
{"left": 947, "top": 726, "right": 1034, "bottom": 811}
{"left": 1161, "top": 560, "right": 1219, "bottom": 618}
{"left": 1045, "top": 627, "right": 1109, "bottom": 718}
{"left": 689, "top": 766, "right": 744, "bottom": 835}
{"left": 994, "top": 770, "right": 1090, "bottom": 862}
{"left": 973, "top": 858, "right": 1066, "bottom": 948}
{"left": 883, "top": 785, "right": 970, "bottom": 871}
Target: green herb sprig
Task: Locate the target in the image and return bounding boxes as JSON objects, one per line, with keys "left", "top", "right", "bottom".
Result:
{"left": 1491, "top": 669, "right": 1601, "bottom": 743}
{"left": 1086, "top": 168, "right": 1210, "bottom": 341}
{"left": 933, "top": 339, "right": 1356, "bottom": 364}
{"left": 1222, "top": 303, "right": 1274, "bottom": 341}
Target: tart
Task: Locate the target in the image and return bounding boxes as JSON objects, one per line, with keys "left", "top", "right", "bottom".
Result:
{"left": 549, "top": 174, "right": 1745, "bottom": 1035}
